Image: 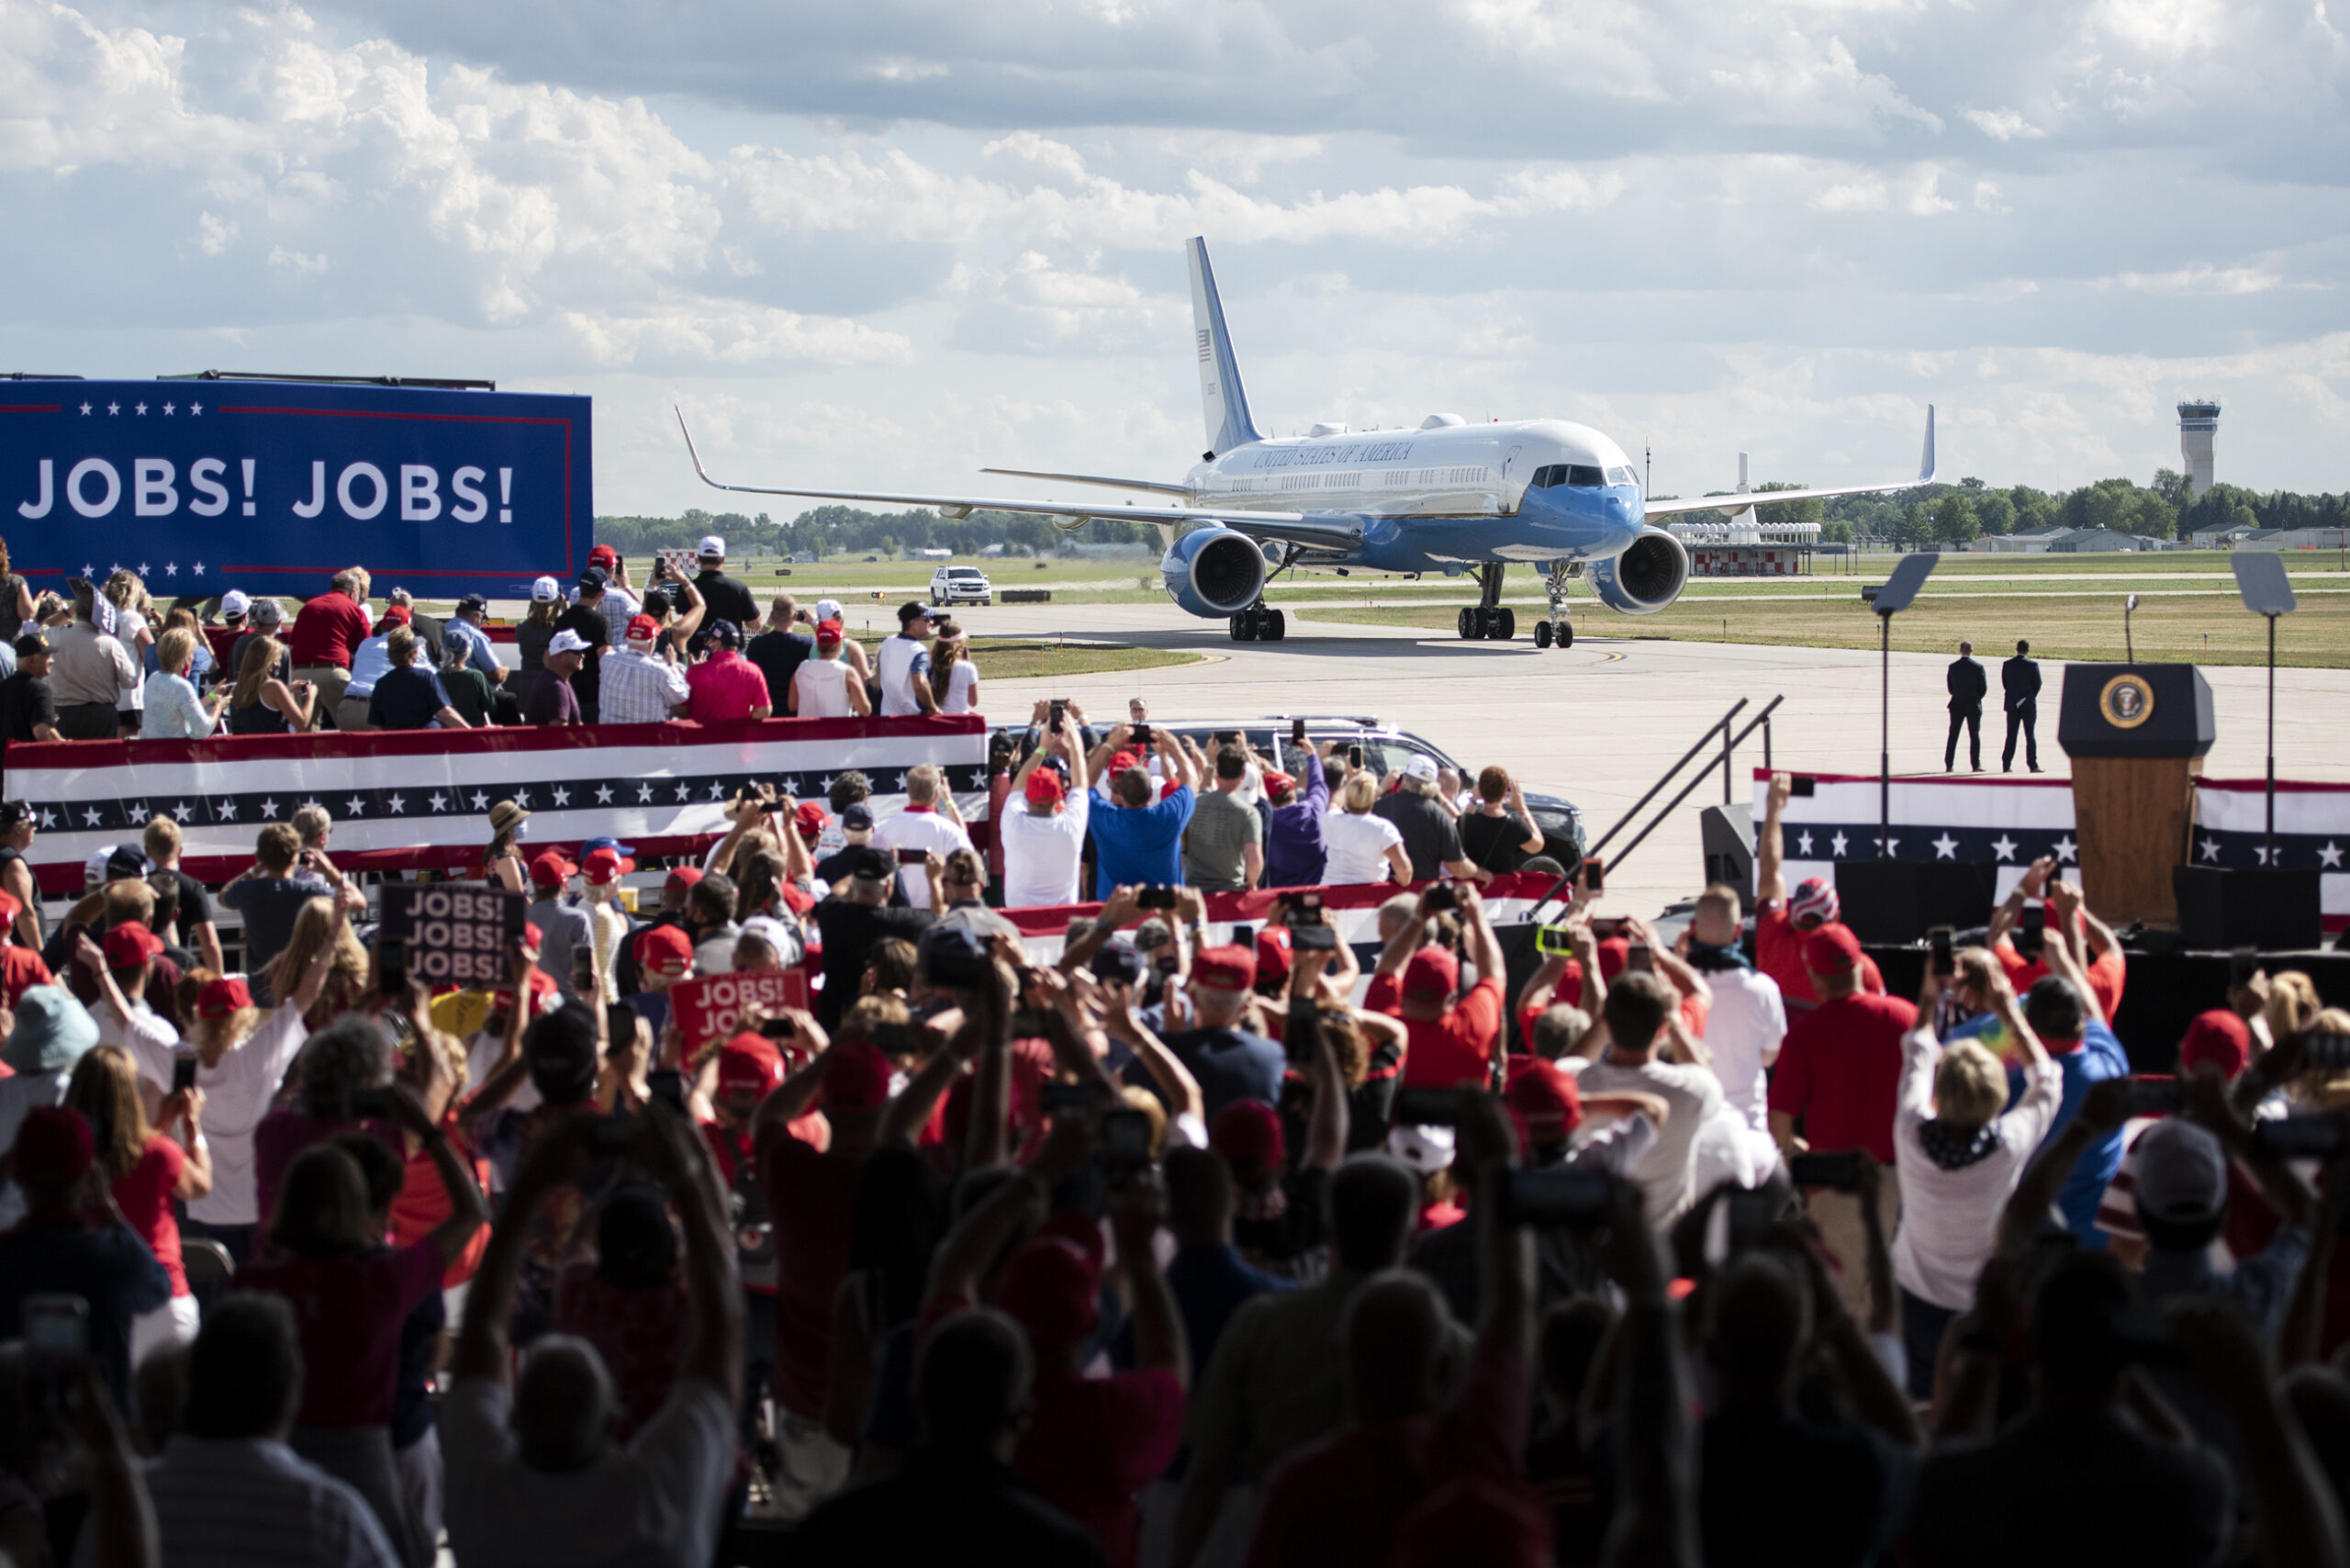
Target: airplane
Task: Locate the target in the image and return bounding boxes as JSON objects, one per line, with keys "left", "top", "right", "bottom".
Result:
{"left": 677, "top": 237, "right": 1935, "bottom": 648}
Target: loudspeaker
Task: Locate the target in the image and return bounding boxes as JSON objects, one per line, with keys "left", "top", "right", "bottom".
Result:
{"left": 2171, "top": 867, "right": 2323, "bottom": 950}
{"left": 1834, "top": 860, "right": 1999, "bottom": 945}
{"left": 1699, "top": 804, "right": 1754, "bottom": 912}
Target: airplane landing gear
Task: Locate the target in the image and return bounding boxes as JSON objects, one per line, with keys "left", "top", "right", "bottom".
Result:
{"left": 1454, "top": 565, "right": 1514, "bottom": 641}
{"left": 1536, "top": 562, "right": 1577, "bottom": 650}
{"left": 1229, "top": 604, "right": 1286, "bottom": 642}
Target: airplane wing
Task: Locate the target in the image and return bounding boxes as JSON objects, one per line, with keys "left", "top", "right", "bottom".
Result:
{"left": 677, "top": 408, "right": 1364, "bottom": 550}
{"left": 979, "top": 467, "right": 1192, "bottom": 497}
{"left": 1643, "top": 405, "right": 1936, "bottom": 519}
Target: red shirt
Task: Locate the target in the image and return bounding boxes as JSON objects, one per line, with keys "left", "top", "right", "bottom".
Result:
{"left": 238, "top": 1238, "right": 445, "bottom": 1427}
{"left": 252, "top": 1109, "right": 398, "bottom": 1230}
{"left": 286, "top": 592, "right": 372, "bottom": 669}
{"left": 553, "top": 1260, "right": 692, "bottom": 1443}
{"left": 1387, "top": 976, "right": 1504, "bottom": 1090}
{"left": 758, "top": 1124, "right": 866, "bottom": 1419}
{"left": 1244, "top": 1340, "right": 1534, "bottom": 1568}
{"left": 1754, "top": 906, "right": 1884, "bottom": 1008}
{"left": 1, "top": 945, "right": 53, "bottom": 1010}
{"left": 387, "top": 1123, "right": 492, "bottom": 1287}
{"left": 1013, "top": 1368, "right": 1185, "bottom": 1568}
{"left": 1766, "top": 991, "right": 1918, "bottom": 1161}
{"left": 113, "top": 1136, "right": 187, "bottom": 1297}
{"left": 686, "top": 652, "right": 771, "bottom": 723}
{"left": 1994, "top": 940, "right": 2125, "bottom": 1020}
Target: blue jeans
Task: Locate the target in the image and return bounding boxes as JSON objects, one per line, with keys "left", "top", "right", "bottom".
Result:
{"left": 1900, "top": 1287, "right": 1960, "bottom": 1401}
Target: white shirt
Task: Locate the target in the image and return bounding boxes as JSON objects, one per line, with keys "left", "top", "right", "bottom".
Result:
{"left": 939, "top": 659, "right": 979, "bottom": 714}
{"left": 871, "top": 807, "right": 975, "bottom": 909}
{"left": 792, "top": 656, "right": 853, "bottom": 717}
{"left": 1001, "top": 790, "right": 1090, "bottom": 910}
{"left": 126, "top": 1002, "right": 309, "bottom": 1226}
{"left": 875, "top": 633, "right": 931, "bottom": 715}
{"left": 97, "top": 998, "right": 179, "bottom": 1057}
{"left": 1696, "top": 965, "right": 1787, "bottom": 1132}
{"left": 1892, "top": 1026, "right": 2065, "bottom": 1309}
{"left": 1321, "top": 808, "right": 1404, "bottom": 886}
{"left": 1575, "top": 1055, "right": 1726, "bottom": 1226}
{"left": 143, "top": 1435, "right": 399, "bottom": 1568}
{"left": 442, "top": 1375, "right": 735, "bottom": 1568}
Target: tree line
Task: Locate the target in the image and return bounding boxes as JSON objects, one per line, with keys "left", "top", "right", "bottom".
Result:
{"left": 593, "top": 505, "right": 1151, "bottom": 559}
{"left": 1748, "top": 471, "right": 2350, "bottom": 546}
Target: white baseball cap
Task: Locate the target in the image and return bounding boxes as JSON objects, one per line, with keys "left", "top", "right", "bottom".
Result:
{"left": 1386, "top": 1122, "right": 1457, "bottom": 1174}
{"left": 1403, "top": 754, "right": 1439, "bottom": 783}
{"left": 531, "top": 576, "right": 561, "bottom": 603}
{"left": 816, "top": 598, "right": 843, "bottom": 621}
{"left": 547, "top": 628, "right": 590, "bottom": 656}
{"left": 219, "top": 589, "right": 252, "bottom": 617}
{"left": 2132, "top": 1119, "right": 2228, "bottom": 1224}
{"left": 698, "top": 534, "right": 724, "bottom": 559}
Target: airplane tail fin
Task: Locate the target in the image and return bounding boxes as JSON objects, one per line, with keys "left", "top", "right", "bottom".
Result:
{"left": 1918, "top": 404, "right": 1937, "bottom": 484}
{"left": 1188, "top": 238, "right": 1264, "bottom": 458}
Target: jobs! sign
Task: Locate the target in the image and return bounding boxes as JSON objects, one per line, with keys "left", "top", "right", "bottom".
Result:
{"left": 379, "top": 884, "right": 528, "bottom": 988}
{"left": 0, "top": 380, "right": 591, "bottom": 599}
{"left": 668, "top": 969, "right": 811, "bottom": 1051}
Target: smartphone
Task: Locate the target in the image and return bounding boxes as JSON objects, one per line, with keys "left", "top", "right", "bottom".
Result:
{"left": 1292, "top": 924, "right": 1338, "bottom": 953}
{"left": 349, "top": 1088, "right": 395, "bottom": 1120}
{"left": 1213, "top": 730, "right": 1239, "bottom": 746}
{"left": 1499, "top": 1169, "right": 1614, "bottom": 1228}
{"left": 2306, "top": 1035, "right": 2350, "bottom": 1072}
{"left": 2230, "top": 946, "right": 2259, "bottom": 988}
{"left": 1726, "top": 1191, "right": 1777, "bottom": 1250}
{"left": 172, "top": 1053, "right": 198, "bottom": 1093}
{"left": 1591, "top": 916, "right": 1630, "bottom": 940}
{"left": 1536, "top": 924, "right": 1576, "bottom": 957}
{"left": 870, "top": 1023, "right": 914, "bottom": 1053}
{"left": 1789, "top": 776, "right": 1817, "bottom": 798}
{"left": 1787, "top": 1150, "right": 1864, "bottom": 1191}
{"left": 1102, "top": 1109, "right": 1154, "bottom": 1161}
{"left": 1136, "top": 886, "right": 1178, "bottom": 911}
{"left": 648, "top": 1069, "right": 686, "bottom": 1110}
{"left": 1422, "top": 882, "right": 1458, "bottom": 914}
{"left": 2017, "top": 903, "right": 2045, "bottom": 957}
{"left": 1049, "top": 700, "right": 1067, "bottom": 729}
{"left": 21, "top": 1294, "right": 88, "bottom": 1357}
{"left": 1929, "top": 925, "right": 1955, "bottom": 979}
{"left": 1391, "top": 1087, "right": 1465, "bottom": 1128}
{"left": 570, "top": 946, "right": 595, "bottom": 995}
{"left": 1625, "top": 944, "right": 1653, "bottom": 974}
{"left": 1039, "top": 1081, "right": 1096, "bottom": 1114}
{"left": 2251, "top": 1116, "right": 2346, "bottom": 1162}
{"left": 1132, "top": 722, "right": 1152, "bottom": 745}
{"left": 1292, "top": 719, "right": 1307, "bottom": 745}
{"left": 1229, "top": 923, "right": 1255, "bottom": 948}
{"left": 1347, "top": 743, "right": 1363, "bottom": 768}
{"left": 894, "top": 847, "right": 926, "bottom": 866}
{"left": 1279, "top": 890, "right": 1324, "bottom": 917}
{"left": 1581, "top": 856, "right": 1605, "bottom": 895}
{"left": 2125, "top": 1079, "right": 2181, "bottom": 1117}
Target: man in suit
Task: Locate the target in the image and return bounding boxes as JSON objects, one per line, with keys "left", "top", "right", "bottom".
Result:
{"left": 2002, "top": 638, "right": 2042, "bottom": 773}
{"left": 1944, "top": 641, "right": 1987, "bottom": 772}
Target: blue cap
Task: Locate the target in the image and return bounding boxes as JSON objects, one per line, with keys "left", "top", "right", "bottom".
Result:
{"left": 583, "top": 835, "right": 635, "bottom": 858}
{"left": 4, "top": 985, "right": 100, "bottom": 1075}
{"left": 706, "top": 618, "right": 742, "bottom": 649}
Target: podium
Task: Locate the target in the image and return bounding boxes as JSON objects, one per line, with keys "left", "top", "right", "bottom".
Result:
{"left": 2056, "top": 664, "right": 2213, "bottom": 928}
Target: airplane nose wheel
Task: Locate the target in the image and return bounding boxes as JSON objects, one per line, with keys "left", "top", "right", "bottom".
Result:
{"left": 1232, "top": 606, "right": 1286, "bottom": 642}
{"left": 1533, "top": 620, "right": 1551, "bottom": 648}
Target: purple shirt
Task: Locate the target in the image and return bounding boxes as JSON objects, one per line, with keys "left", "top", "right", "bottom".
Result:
{"left": 523, "top": 667, "right": 580, "bottom": 726}
{"left": 1263, "top": 750, "right": 1331, "bottom": 889}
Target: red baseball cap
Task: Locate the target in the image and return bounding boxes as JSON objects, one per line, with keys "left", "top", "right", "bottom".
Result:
{"left": 1594, "top": 935, "right": 1632, "bottom": 982}
{"left": 1803, "top": 924, "right": 1863, "bottom": 977}
{"left": 814, "top": 618, "right": 844, "bottom": 645}
{"left": 529, "top": 850, "right": 578, "bottom": 888}
{"left": 2177, "top": 1010, "right": 2252, "bottom": 1080}
{"left": 632, "top": 924, "right": 693, "bottom": 978}
{"left": 625, "top": 613, "right": 661, "bottom": 644}
{"left": 717, "top": 1032, "right": 786, "bottom": 1099}
{"left": 1402, "top": 944, "right": 1460, "bottom": 1001}
{"left": 1108, "top": 750, "right": 1139, "bottom": 774}
{"left": 994, "top": 1235, "right": 1101, "bottom": 1360}
{"left": 1263, "top": 770, "right": 1297, "bottom": 799}
{"left": 197, "top": 976, "right": 253, "bottom": 1019}
{"left": 520, "top": 920, "right": 544, "bottom": 952}
{"left": 588, "top": 544, "right": 618, "bottom": 567}
{"left": 1254, "top": 925, "right": 1292, "bottom": 985}
{"left": 103, "top": 921, "right": 164, "bottom": 967}
{"left": 13, "top": 1105, "right": 94, "bottom": 1184}
{"left": 794, "top": 801, "right": 829, "bottom": 843}
{"left": 665, "top": 866, "right": 705, "bottom": 893}
{"left": 0, "top": 889, "right": 20, "bottom": 925}
{"left": 583, "top": 847, "right": 629, "bottom": 886}
{"left": 1506, "top": 1058, "right": 1583, "bottom": 1142}
{"left": 381, "top": 603, "right": 412, "bottom": 625}
{"left": 1192, "top": 944, "right": 1256, "bottom": 992}
{"left": 1024, "top": 767, "right": 1066, "bottom": 805}
{"left": 1210, "top": 1099, "right": 1285, "bottom": 1184}
{"left": 822, "top": 1040, "right": 893, "bottom": 1113}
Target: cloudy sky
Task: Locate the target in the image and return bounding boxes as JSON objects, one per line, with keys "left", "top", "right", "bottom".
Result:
{"left": 5, "top": 0, "right": 2345, "bottom": 513}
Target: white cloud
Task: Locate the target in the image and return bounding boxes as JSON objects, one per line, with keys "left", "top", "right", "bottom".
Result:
{"left": 2107, "top": 265, "right": 2287, "bottom": 295}
{"left": 1964, "top": 107, "right": 2043, "bottom": 140}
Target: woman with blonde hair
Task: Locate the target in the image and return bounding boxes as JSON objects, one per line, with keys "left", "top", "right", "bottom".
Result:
{"left": 103, "top": 568, "right": 155, "bottom": 734}
{"left": 64, "top": 1043, "right": 213, "bottom": 1361}
{"left": 1320, "top": 767, "right": 1411, "bottom": 885}
{"left": 268, "top": 895, "right": 370, "bottom": 1030}
{"left": 226, "top": 633, "right": 317, "bottom": 734}
{"left": 140, "top": 626, "right": 230, "bottom": 739}
{"left": 929, "top": 618, "right": 979, "bottom": 714}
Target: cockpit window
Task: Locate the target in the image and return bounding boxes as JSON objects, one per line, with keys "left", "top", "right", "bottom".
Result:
{"left": 1566, "top": 465, "right": 1605, "bottom": 487}
{"left": 1604, "top": 465, "right": 1637, "bottom": 487}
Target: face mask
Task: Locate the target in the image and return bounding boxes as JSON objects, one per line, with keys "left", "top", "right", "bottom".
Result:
{"left": 513, "top": 820, "right": 530, "bottom": 841}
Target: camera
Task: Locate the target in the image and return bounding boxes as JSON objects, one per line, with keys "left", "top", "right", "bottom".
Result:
{"left": 1131, "top": 722, "right": 1152, "bottom": 745}
{"left": 1422, "top": 883, "right": 1458, "bottom": 914}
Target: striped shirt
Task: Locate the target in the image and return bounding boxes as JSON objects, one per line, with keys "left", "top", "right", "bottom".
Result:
{"left": 599, "top": 648, "right": 690, "bottom": 724}
{"left": 143, "top": 1435, "right": 399, "bottom": 1568}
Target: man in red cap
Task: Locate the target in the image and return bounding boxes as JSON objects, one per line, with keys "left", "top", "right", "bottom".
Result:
{"left": 525, "top": 851, "right": 595, "bottom": 1000}
{"left": 0, "top": 1104, "right": 172, "bottom": 1410}
{"left": 1371, "top": 883, "right": 1507, "bottom": 1090}
{"left": 1752, "top": 772, "right": 1885, "bottom": 1010}
{"left": 1003, "top": 708, "right": 1091, "bottom": 909}
{"left": 76, "top": 920, "right": 182, "bottom": 1057}
{"left": 1768, "top": 922, "right": 1917, "bottom": 1310}
{"left": 1161, "top": 943, "right": 1286, "bottom": 1119}
{"left": 621, "top": 923, "right": 695, "bottom": 1038}
{"left": 598, "top": 611, "right": 691, "bottom": 724}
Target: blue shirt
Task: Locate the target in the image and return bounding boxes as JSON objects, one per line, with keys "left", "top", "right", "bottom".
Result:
{"left": 1163, "top": 1242, "right": 1289, "bottom": 1377}
{"left": 140, "top": 670, "right": 217, "bottom": 738}
{"left": 1158, "top": 1025, "right": 1287, "bottom": 1120}
{"left": 2018, "top": 1020, "right": 2130, "bottom": 1244}
{"left": 1086, "top": 782, "right": 1195, "bottom": 898}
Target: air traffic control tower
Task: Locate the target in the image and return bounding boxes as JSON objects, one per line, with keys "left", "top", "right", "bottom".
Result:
{"left": 2177, "top": 399, "right": 2221, "bottom": 498}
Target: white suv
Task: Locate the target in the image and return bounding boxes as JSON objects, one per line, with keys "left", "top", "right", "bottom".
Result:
{"left": 928, "top": 565, "right": 992, "bottom": 606}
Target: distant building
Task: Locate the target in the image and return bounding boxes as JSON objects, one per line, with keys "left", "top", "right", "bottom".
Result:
{"left": 2178, "top": 399, "right": 2221, "bottom": 498}
{"left": 1976, "top": 525, "right": 2069, "bottom": 554}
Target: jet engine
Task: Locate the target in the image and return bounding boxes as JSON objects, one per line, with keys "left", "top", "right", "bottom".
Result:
{"left": 1159, "top": 526, "right": 1269, "bottom": 619}
{"left": 1589, "top": 528, "right": 1689, "bottom": 615}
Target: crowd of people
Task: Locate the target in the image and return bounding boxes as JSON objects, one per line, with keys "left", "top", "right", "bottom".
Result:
{"left": 0, "top": 539, "right": 985, "bottom": 745}
{"left": 0, "top": 737, "right": 2344, "bottom": 1568}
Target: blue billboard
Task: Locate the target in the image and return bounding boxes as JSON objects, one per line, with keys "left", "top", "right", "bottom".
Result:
{"left": 1, "top": 379, "right": 590, "bottom": 599}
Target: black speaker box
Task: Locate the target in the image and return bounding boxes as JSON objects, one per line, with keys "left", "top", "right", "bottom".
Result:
{"left": 2171, "top": 867, "right": 2323, "bottom": 950}
{"left": 1834, "top": 860, "right": 1998, "bottom": 945}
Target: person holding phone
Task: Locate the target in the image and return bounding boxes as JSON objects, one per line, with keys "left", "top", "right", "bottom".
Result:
{"left": 1888, "top": 951, "right": 2060, "bottom": 1398}
{"left": 1752, "top": 771, "right": 1886, "bottom": 1011}
{"left": 871, "top": 765, "right": 976, "bottom": 911}
{"left": 1367, "top": 881, "right": 1505, "bottom": 1092}
{"left": 64, "top": 1043, "right": 212, "bottom": 1364}
{"left": 1004, "top": 706, "right": 1092, "bottom": 909}
{"left": 1261, "top": 737, "right": 1335, "bottom": 890}
{"left": 1085, "top": 722, "right": 1200, "bottom": 900}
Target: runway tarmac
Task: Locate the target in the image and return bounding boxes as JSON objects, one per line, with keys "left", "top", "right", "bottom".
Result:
{"left": 953, "top": 599, "right": 2350, "bottom": 918}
